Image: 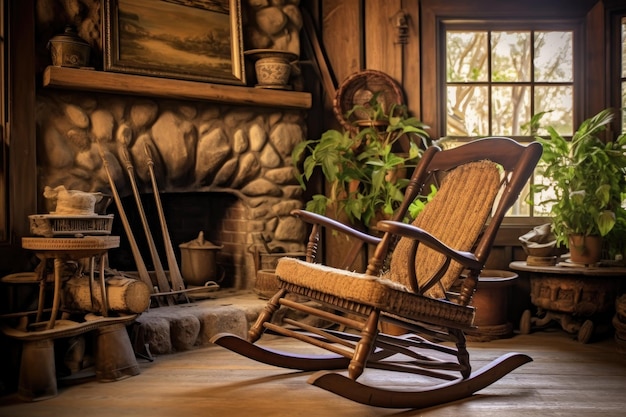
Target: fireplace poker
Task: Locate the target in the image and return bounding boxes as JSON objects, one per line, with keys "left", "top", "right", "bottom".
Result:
{"left": 143, "top": 144, "right": 186, "bottom": 292}
{"left": 95, "top": 140, "right": 155, "bottom": 294}
{"left": 119, "top": 141, "right": 174, "bottom": 305}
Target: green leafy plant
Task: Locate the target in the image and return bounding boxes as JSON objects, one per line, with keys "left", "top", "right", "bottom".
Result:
{"left": 532, "top": 108, "right": 626, "bottom": 255}
{"left": 292, "top": 99, "right": 431, "bottom": 226}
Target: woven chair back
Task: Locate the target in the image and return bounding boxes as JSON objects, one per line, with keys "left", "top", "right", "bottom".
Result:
{"left": 387, "top": 160, "right": 502, "bottom": 298}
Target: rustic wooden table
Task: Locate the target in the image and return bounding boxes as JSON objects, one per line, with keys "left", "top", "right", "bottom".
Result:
{"left": 509, "top": 261, "right": 626, "bottom": 343}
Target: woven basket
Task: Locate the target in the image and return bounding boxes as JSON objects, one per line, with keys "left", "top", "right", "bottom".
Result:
{"left": 29, "top": 214, "right": 114, "bottom": 237}
{"left": 333, "top": 69, "right": 404, "bottom": 131}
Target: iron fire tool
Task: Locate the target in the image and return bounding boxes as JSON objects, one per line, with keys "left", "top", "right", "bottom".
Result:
{"left": 143, "top": 144, "right": 186, "bottom": 292}
{"left": 119, "top": 140, "right": 175, "bottom": 306}
{"left": 95, "top": 140, "right": 156, "bottom": 297}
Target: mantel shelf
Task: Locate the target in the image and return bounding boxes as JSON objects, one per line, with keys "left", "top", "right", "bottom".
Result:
{"left": 42, "top": 66, "right": 312, "bottom": 110}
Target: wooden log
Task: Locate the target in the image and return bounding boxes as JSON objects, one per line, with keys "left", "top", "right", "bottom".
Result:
{"left": 64, "top": 275, "right": 150, "bottom": 314}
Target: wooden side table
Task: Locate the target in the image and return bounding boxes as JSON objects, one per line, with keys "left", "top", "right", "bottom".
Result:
{"left": 510, "top": 261, "right": 626, "bottom": 343}
{"left": 21, "top": 236, "right": 120, "bottom": 330}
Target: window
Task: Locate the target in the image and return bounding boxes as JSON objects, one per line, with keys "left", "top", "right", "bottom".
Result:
{"left": 442, "top": 26, "right": 577, "bottom": 218}
{"left": 419, "top": 0, "right": 599, "bottom": 227}
{"left": 445, "top": 29, "right": 574, "bottom": 138}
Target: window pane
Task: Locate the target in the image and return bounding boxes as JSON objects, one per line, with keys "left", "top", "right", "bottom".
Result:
{"left": 447, "top": 85, "right": 489, "bottom": 135}
{"left": 509, "top": 181, "right": 531, "bottom": 216}
{"left": 533, "top": 165, "right": 555, "bottom": 216}
{"left": 534, "top": 85, "right": 573, "bottom": 135}
{"left": 534, "top": 31, "right": 573, "bottom": 82}
{"left": 446, "top": 31, "right": 488, "bottom": 82}
{"left": 492, "top": 31, "right": 531, "bottom": 82}
{"left": 492, "top": 85, "right": 530, "bottom": 135}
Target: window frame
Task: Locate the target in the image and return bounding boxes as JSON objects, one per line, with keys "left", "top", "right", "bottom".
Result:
{"left": 420, "top": 0, "right": 601, "bottom": 231}
{"left": 607, "top": 1, "right": 626, "bottom": 132}
{"left": 441, "top": 23, "right": 581, "bottom": 139}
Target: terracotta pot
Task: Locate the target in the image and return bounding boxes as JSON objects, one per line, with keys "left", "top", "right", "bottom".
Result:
{"left": 568, "top": 234, "right": 603, "bottom": 265}
{"left": 245, "top": 49, "right": 298, "bottom": 89}
{"left": 471, "top": 270, "right": 518, "bottom": 327}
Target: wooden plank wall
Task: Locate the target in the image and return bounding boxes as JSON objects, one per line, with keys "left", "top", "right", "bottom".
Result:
{"left": 313, "top": 1, "right": 424, "bottom": 269}
{"left": 320, "top": 0, "right": 421, "bottom": 117}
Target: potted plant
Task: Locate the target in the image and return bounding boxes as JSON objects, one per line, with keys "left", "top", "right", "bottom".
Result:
{"left": 292, "top": 98, "right": 431, "bottom": 227}
{"left": 532, "top": 108, "right": 626, "bottom": 263}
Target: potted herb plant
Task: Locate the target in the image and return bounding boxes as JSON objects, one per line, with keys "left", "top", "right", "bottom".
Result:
{"left": 533, "top": 108, "right": 626, "bottom": 263}
{"left": 292, "top": 98, "right": 431, "bottom": 227}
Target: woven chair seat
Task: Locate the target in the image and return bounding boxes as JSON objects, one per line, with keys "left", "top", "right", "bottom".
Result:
{"left": 276, "top": 257, "right": 475, "bottom": 328}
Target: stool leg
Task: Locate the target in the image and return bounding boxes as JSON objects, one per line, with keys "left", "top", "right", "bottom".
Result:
{"left": 35, "top": 257, "right": 48, "bottom": 324}
{"left": 18, "top": 339, "right": 57, "bottom": 401}
{"left": 46, "top": 258, "right": 64, "bottom": 330}
{"left": 98, "top": 254, "right": 109, "bottom": 316}
{"left": 95, "top": 323, "right": 140, "bottom": 382}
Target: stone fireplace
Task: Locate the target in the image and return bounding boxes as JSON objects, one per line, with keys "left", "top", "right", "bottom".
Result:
{"left": 36, "top": 91, "right": 309, "bottom": 290}
{"left": 32, "top": 0, "right": 311, "bottom": 290}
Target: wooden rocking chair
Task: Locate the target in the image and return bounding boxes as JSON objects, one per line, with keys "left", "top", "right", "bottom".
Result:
{"left": 212, "top": 137, "right": 543, "bottom": 409}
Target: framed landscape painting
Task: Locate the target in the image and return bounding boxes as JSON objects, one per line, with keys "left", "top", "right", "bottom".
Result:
{"left": 103, "top": 0, "right": 245, "bottom": 85}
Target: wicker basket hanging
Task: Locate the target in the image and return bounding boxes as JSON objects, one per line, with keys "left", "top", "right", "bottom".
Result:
{"left": 332, "top": 69, "right": 405, "bottom": 132}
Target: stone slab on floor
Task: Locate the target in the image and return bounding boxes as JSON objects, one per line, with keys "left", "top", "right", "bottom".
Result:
{"left": 132, "top": 290, "right": 268, "bottom": 356}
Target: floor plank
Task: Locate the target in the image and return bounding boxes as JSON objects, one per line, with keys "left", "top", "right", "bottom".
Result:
{"left": 1, "top": 330, "right": 625, "bottom": 416}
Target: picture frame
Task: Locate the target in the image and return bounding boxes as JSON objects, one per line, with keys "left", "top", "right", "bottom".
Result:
{"left": 103, "top": 0, "right": 246, "bottom": 85}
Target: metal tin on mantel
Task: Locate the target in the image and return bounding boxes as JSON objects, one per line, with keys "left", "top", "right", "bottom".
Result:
{"left": 48, "top": 25, "right": 91, "bottom": 68}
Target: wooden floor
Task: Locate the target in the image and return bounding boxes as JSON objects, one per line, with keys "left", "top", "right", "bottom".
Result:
{"left": 1, "top": 329, "right": 625, "bottom": 417}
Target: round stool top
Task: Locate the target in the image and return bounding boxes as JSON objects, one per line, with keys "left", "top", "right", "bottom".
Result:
{"left": 22, "top": 236, "right": 120, "bottom": 251}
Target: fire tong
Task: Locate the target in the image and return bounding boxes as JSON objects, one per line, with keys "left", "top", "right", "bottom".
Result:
{"left": 143, "top": 144, "right": 186, "bottom": 293}
{"left": 96, "top": 140, "right": 155, "bottom": 295}
{"left": 119, "top": 140, "right": 175, "bottom": 306}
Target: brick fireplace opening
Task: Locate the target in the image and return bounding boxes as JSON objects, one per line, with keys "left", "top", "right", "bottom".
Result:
{"left": 108, "top": 192, "right": 249, "bottom": 289}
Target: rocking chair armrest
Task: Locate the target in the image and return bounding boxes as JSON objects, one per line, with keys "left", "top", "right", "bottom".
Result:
{"left": 290, "top": 209, "right": 382, "bottom": 246}
{"left": 377, "top": 220, "right": 482, "bottom": 270}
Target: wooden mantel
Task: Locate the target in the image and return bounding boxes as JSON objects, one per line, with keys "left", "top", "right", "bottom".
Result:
{"left": 42, "top": 66, "right": 312, "bottom": 110}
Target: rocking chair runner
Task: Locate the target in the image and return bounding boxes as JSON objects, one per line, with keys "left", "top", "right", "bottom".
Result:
{"left": 212, "top": 137, "right": 543, "bottom": 409}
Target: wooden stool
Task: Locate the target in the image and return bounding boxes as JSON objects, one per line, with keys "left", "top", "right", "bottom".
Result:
{"left": 1, "top": 315, "right": 138, "bottom": 401}
{"left": 21, "top": 236, "right": 120, "bottom": 330}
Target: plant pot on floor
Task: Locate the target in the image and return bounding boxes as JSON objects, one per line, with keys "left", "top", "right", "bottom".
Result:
{"left": 456, "top": 270, "right": 518, "bottom": 341}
